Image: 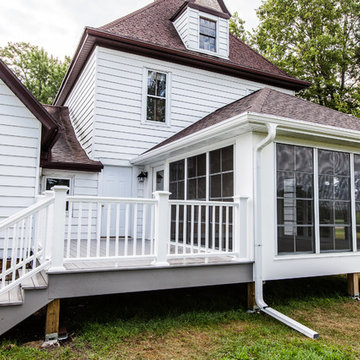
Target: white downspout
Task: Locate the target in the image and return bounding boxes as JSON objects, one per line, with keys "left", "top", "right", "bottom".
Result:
{"left": 253, "top": 123, "right": 319, "bottom": 339}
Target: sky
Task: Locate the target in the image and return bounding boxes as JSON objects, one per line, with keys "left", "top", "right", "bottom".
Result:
{"left": 0, "top": 0, "right": 262, "bottom": 59}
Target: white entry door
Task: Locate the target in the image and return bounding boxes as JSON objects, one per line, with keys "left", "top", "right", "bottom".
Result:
{"left": 101, "top": 166, "right": 132, "bottom": 236}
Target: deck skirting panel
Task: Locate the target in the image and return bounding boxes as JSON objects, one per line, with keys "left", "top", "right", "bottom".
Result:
{"left": 47, "top": 263, "right": 253, "bottom": 299}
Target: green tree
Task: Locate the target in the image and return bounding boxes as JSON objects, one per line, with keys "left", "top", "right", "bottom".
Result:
{"left": 229, "top": 12, "right": 250, "bottom": 44}
{"left": 252, "top": 0, "right": 360, "bottom": 116}
{"left": 0, "top": 42, "right": 70, "bottom": 104}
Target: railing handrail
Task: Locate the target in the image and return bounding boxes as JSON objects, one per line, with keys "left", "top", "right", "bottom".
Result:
{"left": 169, "top": 200, "right": 238, "bottom": 207}
{"left": 0, "top": 196, "right": 54, "bottom": 231}
{"left": 68, "top": 195, "right": 157, "bottom": 204}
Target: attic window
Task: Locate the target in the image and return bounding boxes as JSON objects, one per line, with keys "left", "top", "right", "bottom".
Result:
{"left": 199, "top": 17, "right": 216, "bottom": 52}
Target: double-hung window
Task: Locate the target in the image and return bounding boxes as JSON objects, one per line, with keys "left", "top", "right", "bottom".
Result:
{"left": 146, "top": 70, "right": 167, "bottom": 123}
{"left": 199, "top": 17, "right": 216, "bottom": 52}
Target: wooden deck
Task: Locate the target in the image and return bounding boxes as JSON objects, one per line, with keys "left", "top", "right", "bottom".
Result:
{"left": 64, "top": 238, "right": 239, "bottom": 271}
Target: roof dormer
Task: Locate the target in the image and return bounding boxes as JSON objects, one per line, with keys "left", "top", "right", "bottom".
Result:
{"left": 171, "top": 0, "right": 231, "bottom": 59}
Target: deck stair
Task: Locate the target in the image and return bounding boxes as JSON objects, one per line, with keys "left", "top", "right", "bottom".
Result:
{"left": 0, "top": 270, "right": 51, "bottom": 336}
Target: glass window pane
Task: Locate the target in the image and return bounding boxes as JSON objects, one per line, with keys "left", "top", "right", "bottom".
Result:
{"left": 155, "top": 98, "right": 166, "bottom": 122}
{"left": 334, "top": 177, "right": 350, "bottom": 200}
{"left": 198, "top": 177, "right": 206, "bottom": 200}
{"left": 334, "top": 202, "right": 350, "bottom": 224}
{"left": 187, "top": 179, "right": 196, "bottom": 200}
{"left": 211, "top": 174, "right": 221, "bottom": 199}
{"left": 222, "top": 172, "right": 233, "bottom": 198}
{"left": 296, "top": 173, "right": 313, "bottom": 198}
{"left": 277, "top": 172, "right": 295, "bottom": 198}
{"left": 295, "top": 227, "right": 314, "bottom": 252}
{"left": 210, "top": 149, "right": 220, "bottom": 174}
{"left": 147, "top": 97, "right": 155, "bottom": 121}
{"left": 222, "top": 146, "right": 234, "bottom": 172}
{"left": 147, "top": 71, "right": 156, "bottom": 95}
{"left": 319, "top": 201, "right": 333, "bottom": 224}
{"left": 278, "top": 227, "right": 295, "bottom": 253}
{"left": 320, "top": 227, "right": 334, "bottom": 251}
{"left": 335, "top": 227, "right": 351, "bottom": 251}
{"left": 296, "top": 200, "right": 313, "bottom": 225}
{"left": 156, "top": 170, "right": 164, "bottom": 191}
{"left": 334, "top": 152, "right": 349, "bottom": 176}
{"left": 178, "top": 181, "right": 184, "bottom": 200}
{"left": 318, "top": 150, "right": 333, "bottom": 174}
{"left": 357, "top": 227, "right": 360, "bottom": 251}
{"left": 156, "top": 73, "right": 166, "bottom": 97}
{"left": 177, "top": 160, "right": 185, "bottom": 180}
{"left": 277, "top": 144, "right": 294, "bottom": 171}
{"left": 319, "top": 175, "right": 334, "bottom": 200}
{"left": 187, "top": 157, "right": 196, "bottom": 178}
{"left": 295, "top": 146, "right": 313, "bottom": 172}
{"left": 169, "top": 183, "right": 177, "bottom": 199}
{"left": 46, "top": 178, "right": 70, "bottom": 191}
{"left": 197, "top": 154, "right": 206, "bottom": 176}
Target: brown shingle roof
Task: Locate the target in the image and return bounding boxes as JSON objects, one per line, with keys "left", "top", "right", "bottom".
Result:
{"left": 99, "top": 0, "right": 294, "bottom": 81}
{"left": 41, "top": 105, "right": 103, "bottom": 172}
{"left": 148, "top": 88, "right": 360, "bottom": 152}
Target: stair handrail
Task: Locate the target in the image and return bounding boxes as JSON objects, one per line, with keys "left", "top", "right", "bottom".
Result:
{"left": 0, "top": 196, "right": 55, "bottom": 231}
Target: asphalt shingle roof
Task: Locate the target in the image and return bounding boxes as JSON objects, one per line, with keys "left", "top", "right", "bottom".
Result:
{"left": 148, "top": 88, "right": 360, "bottom": 152}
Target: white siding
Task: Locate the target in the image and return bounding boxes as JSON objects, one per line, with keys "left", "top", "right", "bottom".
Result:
{"left": 92, "top": 47, "right": 294, "bottom": 166}
{"left": 173, "top": 8, "right": 190, "bottom": 47}
{"left": 64, "top": 49, "right": 97, "bottom": 157}
{"left": 0, "top": 79, "right": 41, "bottom": 220}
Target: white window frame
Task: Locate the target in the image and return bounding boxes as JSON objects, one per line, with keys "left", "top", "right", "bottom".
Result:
{"left": 141, "top": 67, "right": 172, "bottom": 127}
{"left": 43, "top": 176, "right": 73, "bottom": 195}
{"left": 197, "top": 12, "right": 220, "bottom": 57}
{"left": 275, "top": 141, "right": 359, "bottom": 257}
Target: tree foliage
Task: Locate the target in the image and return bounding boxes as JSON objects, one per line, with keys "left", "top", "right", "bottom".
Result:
{"left": 252, "top": 0, "right": 360, "bottom": 116}
{"left": 229, "top": 12, "right": 250, "bottom": 44}
{"left": 0, "top": 42, "right": 70, "bottom": 105}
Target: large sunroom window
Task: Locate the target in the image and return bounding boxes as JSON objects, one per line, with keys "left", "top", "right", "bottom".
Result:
{"left": 277, "top": 144, "right": 314, "bottom": 254}
{"left": 318, "top": 150, "right": 351, "bottom": 252}
{"left": 277, "top": 144, "right": 355, "bottom": 255}
{"left": 355, "top": 155, "right": 360, "bottom": 251}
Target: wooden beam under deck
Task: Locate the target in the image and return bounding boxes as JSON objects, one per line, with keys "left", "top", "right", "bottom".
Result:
{"left": 45, "top": 299, "right": 60, "bottom": 340}
{"left": 347, "top": 273, "right": 359, "bottom": 297}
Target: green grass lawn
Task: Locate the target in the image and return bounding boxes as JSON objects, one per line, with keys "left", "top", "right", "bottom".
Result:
{"left": 0, "top": 276, "right": 359, "bottom": 359}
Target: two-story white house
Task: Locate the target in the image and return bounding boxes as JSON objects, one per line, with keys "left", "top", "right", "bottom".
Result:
{"left": 0, "top": 0, "right": 359, "bottom": 341}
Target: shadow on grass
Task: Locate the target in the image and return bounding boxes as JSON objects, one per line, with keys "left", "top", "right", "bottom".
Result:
{"left": 0, "top": 275, "right": 349, "bottom": 345}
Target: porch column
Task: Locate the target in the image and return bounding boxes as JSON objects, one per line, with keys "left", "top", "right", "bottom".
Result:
{"left": 153, "top": 191, "right": 171, "bottom": 266}
{"left": 233, "top": 196, "right": 249, "bottom": 258}
{"left": 48, "top": 186, "right": 68, "bottom": 272}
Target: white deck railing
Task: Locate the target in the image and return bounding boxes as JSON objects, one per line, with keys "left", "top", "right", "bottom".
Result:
{"left": 64, "top": 196, "right": 157, "bottom": 261}
{"left": 0, "top": 187, "right": 248, "bottom": 291}
{"left": 169, "top": 200, "right": 239, "bottom": 258}
{"left": 0, "top": 194, "right": 54, "bottom": 295}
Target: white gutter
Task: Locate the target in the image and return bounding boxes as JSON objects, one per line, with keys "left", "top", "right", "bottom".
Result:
{"left": 253, "top": 122, "right": 319, "bottom": 339}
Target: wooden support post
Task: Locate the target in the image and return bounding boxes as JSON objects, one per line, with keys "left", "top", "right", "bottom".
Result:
{"left": 247, "top": 282, "right": 256, "bottom": 311}
{"left": 45, "top": 299, "right": 60, "bottom": 342}
{"left": 347, "top": 273, "right": 359, "bottom": 297}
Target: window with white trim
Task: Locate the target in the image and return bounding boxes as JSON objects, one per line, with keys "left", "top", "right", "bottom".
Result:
{"left": 199, "top": 17, "right": 216, "bottom": 52}
{"left": 277, "top": 143, "right": 355, "bottom": 255}
{"left": 146, "top": 70, "right": 167, "bottom": 123}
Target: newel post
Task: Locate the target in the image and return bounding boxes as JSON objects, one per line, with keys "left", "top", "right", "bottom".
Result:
{"left": 48, "top": 186, "right": 68, "bottom": 272}
{"left": 153, "top": 191, "right": 171, "bottom": 266}
{"left": 233, "top": 196, "right": 249, "bottom": 258}
{"left": 43, "top": 191, "right": 55, "bottom": 260}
